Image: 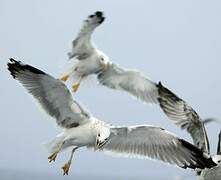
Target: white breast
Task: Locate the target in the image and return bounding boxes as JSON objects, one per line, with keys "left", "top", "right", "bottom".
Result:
{"left": 74, "top": 53, "right": 100, "bottom": 75}
{"left": 63, "top": 121, "right": 97, "bottom": 147}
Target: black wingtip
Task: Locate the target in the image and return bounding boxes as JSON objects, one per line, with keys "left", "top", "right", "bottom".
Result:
{"left": 7, "top": 58, "right": 46, "bottom": 79}
{"left": 179, "top": 139, "right": 217, "bottom": 169}
{"left": 95, "top": 11, "right": 103, "bottom": 17}
{"left": 7, "top": 58, "right": 21, "bottom": 78}
{"left": 9, "top": 58, "right": 18, "bottom": 63}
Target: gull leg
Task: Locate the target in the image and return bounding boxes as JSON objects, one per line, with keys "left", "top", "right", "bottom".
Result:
{"left": 62, "top": 147, "right": 78, "bottom": 176}
{"left": 72, "top": 76, "right": 84, "bottom": 92}
{"left": 60, "top": 67, "right": 76, "bottom": 82}
{"left": 72, "top": 82, "right": 80, "bottom": 92}
{"left": 48, "top": 144, "right": 63, "bottom": 163}
{"left": 60, "top": 73, "right": 70, "bottom": 82}
{"left": 48, "top": 151, "right": 59, "bottom": 163}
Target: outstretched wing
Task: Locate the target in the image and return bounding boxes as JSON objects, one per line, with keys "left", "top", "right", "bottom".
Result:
{"left": 157, "top": 82, "right": 209, "bottom": 154}
{"left": 68, "top": 11, "right": 105, "bottom": 60}
{"left": 8, "top": 58, "right": 90, "bottom": 128}
{"left": 101, "top": 125, "right": 216, "bottom": 169}
{"left": 98, "top": 65, "right": 209, "bottom": 154}
{"left": 97, "top": 63, "right": 159, "bottom": 104}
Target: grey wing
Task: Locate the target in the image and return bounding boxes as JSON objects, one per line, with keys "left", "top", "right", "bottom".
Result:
{"left": 157, "top": 82, "right": 210, "bottom": 154}
{"left": 98, "top": 64, "right": 209, "bottom": 153}
{"left": 101, "top": 125, "right": 216, "bottom": 169}
{"left": 8, "top": 58, "right": 90, "bottom": 128}
{"left": 68, "top": 11, "right": 105, "bottom": 60}
{"left": 97, "top": 63, "right": 159, "bottom": 104}
{"left": 217, "top": 131, "right": 221, "bottom": 155}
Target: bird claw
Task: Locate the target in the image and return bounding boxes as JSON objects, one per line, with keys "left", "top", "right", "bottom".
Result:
{"left": 48, "top": 152, "right": 58, "bottom": 163}
{"left": 60, "top": 74, "right": 69, "bottom": 82}
{"left": 62, "top": 163, "right": 71, "bottom": 176}
{"left": 72, "top": 83, "right": 80, "bottom": 92}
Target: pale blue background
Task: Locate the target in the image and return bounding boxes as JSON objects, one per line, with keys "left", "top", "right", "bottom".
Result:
{"left": 0, "top": 0, "right": 221, "bottom": 179}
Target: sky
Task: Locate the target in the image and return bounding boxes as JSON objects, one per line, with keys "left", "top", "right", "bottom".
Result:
{"left": 0, "top": 0, "right": 221, "bottom": 179}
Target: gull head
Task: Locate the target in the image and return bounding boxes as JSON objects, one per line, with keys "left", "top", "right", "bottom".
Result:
{"left": 95, "top": 126, "right": 110, "bottom": 150}
{"left": 212, "top": 155, "right": 221, "bottom": 164}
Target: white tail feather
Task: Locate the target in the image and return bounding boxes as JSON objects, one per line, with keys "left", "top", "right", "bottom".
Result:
{"left": 44, "top": 134, "right": 65, "bottom": 153}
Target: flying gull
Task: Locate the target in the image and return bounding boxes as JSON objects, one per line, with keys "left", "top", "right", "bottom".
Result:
{"left": 60, "top": 11, "right": 109, "bottom": 92}
{"left": 7, "top": 58, "right": 216, "bottom": 176}
{"left": 59, "top": 12, "right": 211, "bottom": 154}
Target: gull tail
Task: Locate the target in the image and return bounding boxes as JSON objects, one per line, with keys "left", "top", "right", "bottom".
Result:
{"left": 44, "top": 135, "right": 65, "bottom": 153}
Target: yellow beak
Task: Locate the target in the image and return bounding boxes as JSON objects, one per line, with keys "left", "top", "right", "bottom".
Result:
{"left": 101, "top": 62, "right": 108, "bottom": 71}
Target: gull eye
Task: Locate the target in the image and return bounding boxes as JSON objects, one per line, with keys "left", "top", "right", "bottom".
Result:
{"left": 104, "top": 138, "right": 108, "bottom": 141}
{"left": 100, "top": 57, "right": 104, "bottom": 61}
{"left": 98, "top": 133, "right": 100, "bottom": 137}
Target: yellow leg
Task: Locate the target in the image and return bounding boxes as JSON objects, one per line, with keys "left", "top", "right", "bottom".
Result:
{"left": 62, "top": 162, "right": 71, "bottom": 176}
{"left": 48, "top": 151, "right": 59, "bottom": 163}
{"left": 72, "top": 76, "right": 84, "bottom": 93}
{"left": 61, "top": 147, "right": 78, "bottom": 176}
{"left": 48, "top": 143, "right": 63, "bottom": 163}
{"left": 60, "top": 74, "right": 70, "bottom": 82}
{"left": 72, "top": 82, "right": 81, "bottom": 92}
